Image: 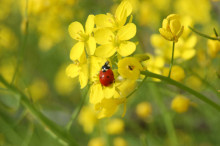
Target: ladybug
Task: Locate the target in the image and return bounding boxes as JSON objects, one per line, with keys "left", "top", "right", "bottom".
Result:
{"left": 99, "top": 61, "right": 115, "bottom": 86}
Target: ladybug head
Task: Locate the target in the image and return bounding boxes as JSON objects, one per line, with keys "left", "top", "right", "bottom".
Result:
{"left": 101, "top": 61, "right": 110, "bottom": 72}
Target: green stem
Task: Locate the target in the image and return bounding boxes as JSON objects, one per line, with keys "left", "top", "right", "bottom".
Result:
{"left": 0, "top": 75, "right": 78, "bottom": 146}
{"left": 66, "top": 85, "right": 89, "bottom": 131}
{"left": 149, "top": 83, "right": 178, "bottom": 146}
{"left": 141, "top": 71, "right": 220, "bottom": 112}
{"left": 213, "top": 28, "right": 218, "bottom": 37}
{"left": 168, "top": 42, "right": 175, "bottom": 78}
{"left": 188, "top": 26, "right": 220, "bottom": 41}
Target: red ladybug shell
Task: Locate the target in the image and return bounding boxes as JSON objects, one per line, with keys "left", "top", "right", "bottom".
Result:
{"left": 99, "top": 69, "right": 114, "bottom": 86}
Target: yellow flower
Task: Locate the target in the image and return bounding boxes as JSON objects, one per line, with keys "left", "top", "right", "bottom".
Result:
{"left": 113, "top": 137, "right": 127, "bottom": 146}
{"left": 68, "top": 15, "right": 96, "bottom": 61}
{"left": 106, "top": 118, "right": 124, "bottom": 135}
{"left": 159, "top": 14, "right": 184, "bottom": 42}
{"left": 171, "top": 95, "right": 190, "bottom": 113}
{"left": 185, "top": 75, "right": 202, "bottom": 91}
{"left": 118, "top": 57, "right": 143, "bottom": 80}
{"left": 151, "top": 34, "right": 197, "bottom": 61}
{"left": 94, "top": 23, "right": 136, "bottom": 58}
{"left": 207, "top": 39, "right": 220, "bottom": 58}
{"left": 136, "top": 102, "right": 152, "bottom": 119}
{"left": 163, "top": 65, "right": 185, "bottom": 82}
{"left": 95, "top": 97, "right": 126, "bottom": 119}
{"left": 78, "top": 106, "right": 97, "bottom": 134}
{"left": 66, "top": 61, "right": 88, "bottom": 89}
{"left": 29, "top": 79, "right": 49, "bottom": 102}
{"left": 142, "top": 54, "right": 165, "bottom": 74}
{"left": 88, "top": 137, "right": 105, "bottom": 146}
{"left": 95, "top": 0, "right": 132, "bottom": 30}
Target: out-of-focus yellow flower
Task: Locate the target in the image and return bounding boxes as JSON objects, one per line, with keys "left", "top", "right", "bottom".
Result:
{"left": 0, "top": 25, "right": 18, "bottom": 50}
{"left": 185, "top": 75, "right": 202, "bottom": 91}
{"left": 106, "top": 118, "right": 124, "bottom": 135}
{"left": 142, "top": 54, "right": 165, "bottom": 74}
{"left": 69, "top": 15, "right": 96, "bottom": 61}
{"left": 174, "top": 0, "right": 211, "bottom": 24}
{"left": 113, "top": 137, "right": 127, "bottom": 146}
{"left": 136, "top": 102, "right": 152, "bottom": 119}
{"left": 95, "top": 0, "right": 132, "bottom": 30}
{"left": 151, "top": 34, "right": 196, "bottom": 62}
{"left": 95, "top": 97, "right": 126, "bottom": 119}
{"left": 94, "top": 23, "right": 136, "bottom": 58}
{"left": 171, "top": 95, "right": 190, "bottom": 113}
{"left": 54, "top": 65, "right": 77, "bottom": 96}
{"left": 159, "top": 14, "right": 184, "bottom": 42}
{"left": 207, "top": 40, "right": 220, "bottom": 58}
{"left": 163, "top": 65, "right": 185, "bottom": 82}
{"left": 78, "top": 106, "right": 97, "bottom": 134}
{"left": 118, "top": 57, "right": 143, "bottom": 80}
{"left": 0, "top": 0, "right": 12, "bottom": 20}
{"left": 88, "top": 137, "right": 105, "bottom": 146}
{"left": 29, "top": 79, "right": 49, "bottom": 102}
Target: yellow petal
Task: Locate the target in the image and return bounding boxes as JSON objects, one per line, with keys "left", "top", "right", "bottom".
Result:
{"left": 170, "top": 19, "right": 181, "bottom": 35}
{"left": 86, "top": 36, "right": 96, "bottom": 55}
{"left": 85, "top": 15, "right": 95, "bottom": 34}
{"left": 103, "top": 84, "right": 115, "bottom": 99}
{"left": 162, "top": 19, "right": 169, "bottom": 30}
{"left": 167, "top": 14, "right": 179, "bottom": 21}
{"left": 176, "top": 26, "right": 184, "bottom": 40}
{"left": 159, "top": 28, "right": 173, "bottom": 41}
{"left": 115, "top": 0, "right": 132, "bottom": 22}
{"left": 117, "top": 23, "right": 136, "bottom": 41}
{"left": 79, "top": 64, "right": 88, "bottom": 88}
{"left": 94, "top": 28, "right": 114, "bottom": 45}
{"left": 185, "top": 35, "right": 197, "bottom": 48}
{"left": 70, "top": 42, "right": 85, "bottom": 61}
{"left": 95, "top": 14, "right": 114, "bottom": 28}
{"left": 66, "top": 64, "right": 79, "bottom": 78}
{"left": 95, "top": 44, "right": 116, "bottom": 58}
{"left": 68, "top": 22, "right": 84, "bottom": 40}
{"left": 118, "top": 41, "right": 136, "bottom": 56}
{"left": 90, "top": 83, "right": 104, "bottom": 104}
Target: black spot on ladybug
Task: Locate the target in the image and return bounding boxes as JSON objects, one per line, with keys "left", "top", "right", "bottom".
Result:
{"left": 107, "top": 76, "right": 109, "bottom": 78}
{"left": 110, "top": 81, "right": 113, "bottom": 84}
{"left": 111, "top": 73, "right": 113, "bottom": 75}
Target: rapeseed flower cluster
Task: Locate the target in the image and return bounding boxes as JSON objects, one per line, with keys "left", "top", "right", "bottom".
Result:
{"left": 66, "top": 0, "right": 148, "bottom": 118}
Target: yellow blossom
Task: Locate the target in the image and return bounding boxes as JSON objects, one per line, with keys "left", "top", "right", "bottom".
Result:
{"left": 29, "top": 79, "right": 49, "bottom": 102}
{"left": 95, "top": 97, "right": 126, "bottom": 119}
{"left": 78, "top": 106, "right": 97, "bottom": 134}
{"left": 95, "top": 0, "right": 132, "bottom": 30}
{"left": 66, "top": 60, "right": 88, "bottom": 89}
{"left": 163, "top": 65, "right": 185, "bottom": 82}
{"left": 151, "top": 34, "right": 197, "bottom": 61}
{"left": 207, "top": 39, "right": 220, "bottom": 58}
{"left": 136, "top": 102, "right": 152, "bottom": 119}
{"left": 142, "top": 54, "right": 164, "bottom": 74}
{"left": 118, "top": 57, "right": 143, "bottom": 80}
{"left": 113, "top": 137, "right": 127, "bottom": 146}
{"left": 159, "top": 14, "right": 184, "bottom": 42}
{"left": 185, "top": 75, "right": 202, "bottom": 91}
{"left": 171, "top": 95, "right": 190, "bottom": 113}
{"left": 88, "top": 137, "right": 105, "bottom": 146}
{"left": 106, "top": 118, "right": 124, "bottom": 135}
{"left": 68, "top": 14, "right": 96, "bottom": 61}
{"left": 94, "top": 23, "right": 136, "bottom": 58}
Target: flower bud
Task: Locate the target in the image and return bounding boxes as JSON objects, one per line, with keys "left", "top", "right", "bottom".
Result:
{"left": 159, "top": 14, "right": 184, "bottom": 42}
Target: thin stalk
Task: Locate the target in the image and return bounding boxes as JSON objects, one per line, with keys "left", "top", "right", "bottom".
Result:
{"left": 213, "top": 28, "right": 218, "bottom": 37}
{"left": 11, "top": 0, "right": 29, "bottom": 85}
{"left": 188, "top": 26, "right": 220, "bottom": 41}
{"left": 142, "top": 71, "right": 220, "bottom": 112}
{"left": 149, "top": 83, "right": 178, "bottom": 146}
{"left": 66, "top": 85, "right": 89, "bottom": 131}
{"left": 0, "top": 75, "right": 78, "bottom": 146}
{"left": 168, "top": 42, "right": 175, "bottom": 78}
